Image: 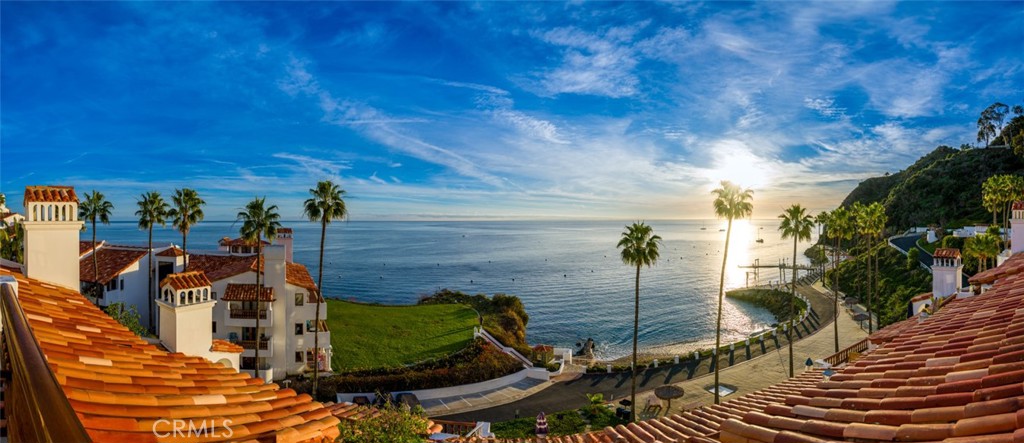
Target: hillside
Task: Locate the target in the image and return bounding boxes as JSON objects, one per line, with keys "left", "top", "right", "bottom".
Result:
{"left": 841, "top": 146, "right": 1024, "bottom": 229}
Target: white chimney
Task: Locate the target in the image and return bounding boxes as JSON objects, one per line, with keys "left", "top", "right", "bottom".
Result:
{"left": 932, "top": 248, "right": 962, "bottom": 299}
{"left": 276, "top": 228, "right": 293, "bottom": 263}
{"left": 157, "top": 271, "right": 215, "bottom": 356}
{"left": 22, "top": 186, "right": 83, "bottom": 290}
{"left": 1011, "top": 201, "right": 1023, "bottom": 255}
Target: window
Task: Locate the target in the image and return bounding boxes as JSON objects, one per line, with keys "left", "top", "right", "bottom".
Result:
{"left": 106, "top": 280, "right": 117, "bottom": 291}
{"left": 212, "top": 322, "right": 217, "bottom": 333}
{"left": 295, "top": 323, "right": 303, "bottom": 336}
{"left": 295, "top": 351, "right": 303, "bottom": 363}
{"left": 120, "top": 278, "right": 124, "bottom": 291}
{"left": 211, "top": 291, "right": 217, "bottom": 300}
{"left": 295, "top": 293, "right": 304, "bottom": 306}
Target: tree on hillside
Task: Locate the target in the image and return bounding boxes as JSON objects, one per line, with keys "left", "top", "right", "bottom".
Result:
{"left": 828, "top": 206, "right": 853, "bottom": 353}
{"left": 965, "top": 233, "right": 1000, "bottom": 272}
{"left": 778, "top": 204, "right": 813, "bottom": 378}
{"left": 136, "top": 191, "right": 169, "bottom": 332}
{"left": 617, "top": 222, "right": 661, "bottom": 421}
{"left": 815, "top": 211, "right": 829, "bottom": 283}
{"left": 237, "top": 196, "right": 281, "bottom": 378}
{"left": 852, "top": 202, "right": 872, "bottom": 331}
{"left": 79, "top": 191, "right": 114, "bottom": 302}
{"left": 711, "top": 181, "right": 753, "bottom": 404}
{"left": 865, "top": 202, "right": 886, "bottom": 333}
{"left": 978, "top": 102, "right": 1009, "bottom": 147}
{"left": 168, "top": 188, "right": 205, "bottom": 272}
{"left": 303, "top": 180, "right": 348, "bottom": 396}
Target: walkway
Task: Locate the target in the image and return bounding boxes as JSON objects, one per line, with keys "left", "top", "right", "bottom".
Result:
{"left": 421, "top": 377, "right": 551, "bottom": 417}
{"left": 438, "top": 281, "right": 868, "bottom": 422}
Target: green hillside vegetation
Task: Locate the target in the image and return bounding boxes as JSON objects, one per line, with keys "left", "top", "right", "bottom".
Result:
{"left": 827, "top": 244, "right": 931, "bottom": 328}
{"left": 326, "top": 300, "right": 478, "bottom": 371}
{"left": 418, "top": 289, "right": 531, "bottom": 354}
{"left": 725, "top": 288, "right": 808, "bottom": 324}
{"left": 841, "top": 146, "right": 1024, "bottom": 229}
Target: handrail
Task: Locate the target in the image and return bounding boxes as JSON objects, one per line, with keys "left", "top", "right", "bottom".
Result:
{"left": 229, "top": 308, "right": 268, "bottom": 319}
{"left": 1, "top": 283, "right": 91, "bottom": 442}
{"left": 431, "top": 419, "right": 476, "bottom": 436}
{"left": 824, "top": 338, "right": 869, "bottom": 367}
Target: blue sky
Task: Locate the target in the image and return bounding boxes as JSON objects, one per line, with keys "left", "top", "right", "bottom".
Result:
{"left": 2, "top": 2, "right": 1022, "bottom": 220}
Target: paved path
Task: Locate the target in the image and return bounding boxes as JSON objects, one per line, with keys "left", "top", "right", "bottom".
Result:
{"left": 421, "top": 377, "right": 552, "bottom": 417}
{"left": 438, "top": 282, "right": 867, "bottom": 422}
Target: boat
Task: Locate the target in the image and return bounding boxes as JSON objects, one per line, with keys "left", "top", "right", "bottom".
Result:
{"left": 755, "top": 227, "right": 764, "bottom": 243}
{"left": 700, "top": 221, "right": 707, "bottom": 231}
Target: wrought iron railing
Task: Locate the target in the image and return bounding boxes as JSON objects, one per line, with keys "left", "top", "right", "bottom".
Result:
{"left": 237, "top": 338, "right": 270, "bottom": 350}
{"left": 431, "top": 419, "right": 477, "bottom": 436}
{"left": 1, "top": 283, "right": 91, "bottom": 442}
{"left": 229, "top": 308, "right": 268, "bottom": 320}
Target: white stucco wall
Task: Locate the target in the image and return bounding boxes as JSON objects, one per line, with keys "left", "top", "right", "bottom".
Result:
{"left": 24, "top": 220, "right": 83, "bottom": 290}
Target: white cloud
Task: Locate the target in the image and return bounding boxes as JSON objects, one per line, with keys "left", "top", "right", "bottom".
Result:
{"left": 530, "top": 25, "right": 644, "bottom": 97}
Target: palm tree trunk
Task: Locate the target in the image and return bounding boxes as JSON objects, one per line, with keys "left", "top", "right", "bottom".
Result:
{"left": 313, "top": 219, "right": 326, "bottom": 397}
{"left": 833, "top": 236, "right": 839, "bottom": 353}
{"left": 148, "top": 226, "right": 154, "bottom": 333}
{"left": 866, "top": 238, "right": 873, "bottom": 333}
{"left": 630, "top": 263, "right": 640, "bottom": 422}
{"left": 92, "top": 218, "right": 99, "bottom": 302}
{"left": 254, "top": 238, "right": 261, "bottom": 378}
{"left": 182, "top": 231, "right": 188, "bottom": 272}
{"left": 788, "top": 234, "right": 796, "bottom": 378}
{"left": 714, "top": 217, "right": 733, "bottom": 405}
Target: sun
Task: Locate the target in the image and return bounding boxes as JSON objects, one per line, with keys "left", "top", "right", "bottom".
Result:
{"left": 704, "top": 145, "right": 773, "bottom": 190}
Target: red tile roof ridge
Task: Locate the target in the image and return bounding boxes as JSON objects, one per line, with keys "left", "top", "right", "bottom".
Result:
{"left": 222, "top": 283, "right": 275, "bottom": 302}
{"left": 934, "top": 248, "right": 962, "bottom": 259}
{"left": 79, "top": 247, "right": 149, "bottom": 285}
{"left": 160, "top": 271, "right": 213, "bottom": 291}
{"left": 210, "top": 339, "right": 244, "bottom": 354}
{"left": 969, "top": 251, "right": 1024, "bottom": 285}
{"left": 24, "top": 185, "right": 78, "bottom": 203}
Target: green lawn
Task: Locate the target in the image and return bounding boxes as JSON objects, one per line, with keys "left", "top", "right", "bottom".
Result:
{"left": 326, "top": 300, "right": 478, "bottom": 372}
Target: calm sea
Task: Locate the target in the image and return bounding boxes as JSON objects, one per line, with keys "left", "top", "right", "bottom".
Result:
{"left": 91, "top": 219, "right": 815, "bottom": 360}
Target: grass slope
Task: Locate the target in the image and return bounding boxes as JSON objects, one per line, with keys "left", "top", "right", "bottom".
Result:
{"left": 326, "top": 300, "right": 478, "bottom": 371}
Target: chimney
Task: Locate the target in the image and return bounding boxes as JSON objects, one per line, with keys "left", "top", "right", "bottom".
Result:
{"left": 1012, "top": 201, "right": 1023, "bottom": 255}
{"left": 157, "top": 271, "right": 215, "bottom": 356}
{"left": 22, "top": 186, "right": 83, "bottom": 290}
{"left": 931, "top": 248, "right": 962, "bottom": 299}
{"left": 276, "top": 228, "right": 293, "bottom": 263}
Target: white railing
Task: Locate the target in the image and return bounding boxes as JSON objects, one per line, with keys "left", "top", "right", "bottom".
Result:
{"left": 474, "top": 327, "right": 532, "bottom": 367}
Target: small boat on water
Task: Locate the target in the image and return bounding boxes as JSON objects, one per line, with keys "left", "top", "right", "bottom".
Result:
{"left": 755, "top": 227, "right": 764, "bottom": 243}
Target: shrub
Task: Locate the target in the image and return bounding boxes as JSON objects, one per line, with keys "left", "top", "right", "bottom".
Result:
{"left": 336, "top": 405, "right": 429, "bottom": 443}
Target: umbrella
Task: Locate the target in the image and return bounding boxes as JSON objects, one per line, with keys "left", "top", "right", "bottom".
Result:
{"left": 654, "top": 385, "right": 685, "bottom": 411}
{"left": 844, "top": 296, "right": 859, "bottom": 305}
{"left": 535, "top": 412, "right": 548, "bottom": 436}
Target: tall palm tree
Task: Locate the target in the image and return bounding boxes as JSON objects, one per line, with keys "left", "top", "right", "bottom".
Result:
{"left": 865, "top": 203, "right": 887, "bottom": 332}
{"left": 851, "top": 202, "right": 872, "bottom": 332}
{"left": 136, "top": 192, "right": 169, "bottom": 332}
{"left": 815, "top": 211, "right": 829, "bottom": 283}
{"left": 711, "top": 181, "right": 753, "bottom": 404}
{"left": 617, "top": 222, "right": 661, "bottom": 421}
{"left": 778, "top": 204, "right": 813, "bottom": 378}
{"left": 168, "top": 188, "right": 205, "bottom": 272}
{"left": 79, "top": 191, "right": 114, "bottom": 301}
{"left": 828, "top": 207, "right": 853, "bottom": 352}
{"left": 302, "top": 180, "right": 348, "bottom": 396}
{"left": 968, "top": 233, "right": 1001, "bottom": 272}
{"left": 237, "top": 197, "right": 281, "bottom": 378}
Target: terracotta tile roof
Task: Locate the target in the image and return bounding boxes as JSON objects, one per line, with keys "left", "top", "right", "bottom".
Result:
{"left": 155, "top": 246, "right": 184, "bottom": 257}
{"left": 80, "top": 240, "right": 102, "bottom": 256}
{"left": 278, "top": 227, "right": 293, "bottom": 234}
{"left": 459, "top": 255, "right": 1024, "bottom": 443}
{"left": 159, "top": 271, "right": 212, "bottom": 291}
{"left": 1013, "top": 201, "right": 1024, "bottom": 210}
{"left": 934, "top": 248, "right": 962, "bottom": 259}
{"left": 218, "top": 237, "right": 270, "bottom": 247}
{"left": 222, "top": 283, "right": 275, "bottom": 302}
{"left": 970, "top": 252, "right": 1024, "bottom": 285}
{"left": 210, "top": 339, "right": 244, "bottom": 354}
{"left": 186, "top": 254, "right": 257, "bottom": 281}
{"left": 0, "top": 267, "right": 346, "bottom": 443}
{"left": 80, "top": 247, "right": 148, "bottom": 285}
{"left": 24, "top": 185, "right": 78, "bottom": 203}
{"left": 189, "top": 253, "right": 320, "bottom": 294}
{"left": 910, "top": 292, "right": 933, "bottom": 303}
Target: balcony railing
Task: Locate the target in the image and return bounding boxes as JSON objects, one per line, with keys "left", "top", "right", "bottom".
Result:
{"left": 1, "top": 282, "right": 92, "bottom": 442}
{"left": 229, "top": 309, "right": 268, "bottom": 320}
{"left": 824, "top": 338, "right": 869, "bottom": 367}
{"left": 237, "top": 338, "right": 270, "bottom": 350}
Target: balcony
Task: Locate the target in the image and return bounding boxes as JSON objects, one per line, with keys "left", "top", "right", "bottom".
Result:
{"left": 225, "top": 304, "right": 273, "bottom": 327}
{"left": 237, "top": 337, "right": 273, "bottom": 358}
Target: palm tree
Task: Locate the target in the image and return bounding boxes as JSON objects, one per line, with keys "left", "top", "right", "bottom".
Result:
{"left": 136, "top": 191, "right": 169, "bottom": 332}
{"left": 968, "top": 233, "right": 1001, "bottom": 272}
{"left": 864, "top": 203, "right": 887, "bottom": 332}
{"left": 851, "top": 202, "right": 872, "bottom": 332}
{"left": 237, "top": 197, "right": 281, "bottom": 378}
{"left": 616, "top": 222, "right": 661, "bottom": 421}
{"left": 302, "top": 180, "right": 348, "bottom": 396}
{"left": 168, "top": 188, "right": 205, "bottom": 272}
{"left": 79, "top": 191, "right": 114, "bottom": 301}
{"left": 778, "top": 204, "right": 813, "bottom": 378}
{"left": 815, "top": 211, "right": 829, "bottom": 283}
{"left": 828, "top": 206, "right": 853, "bottom": 352}
{"left": 710, "top": 181, "right": 753, "bottom": 404}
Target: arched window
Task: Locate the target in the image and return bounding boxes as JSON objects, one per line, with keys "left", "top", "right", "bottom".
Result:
{"left": 179, "top": 291, "right": 185, "bottom": 305}
{"left": 187, "top": 290, "right": 194, "bottom": 304}
{"left": 203, "top": 288, "right": 209, "bottom": 301}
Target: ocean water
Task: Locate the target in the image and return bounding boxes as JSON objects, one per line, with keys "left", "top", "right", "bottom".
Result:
{"left": 91, "top": 219, "right": 816, "bottom": 360}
